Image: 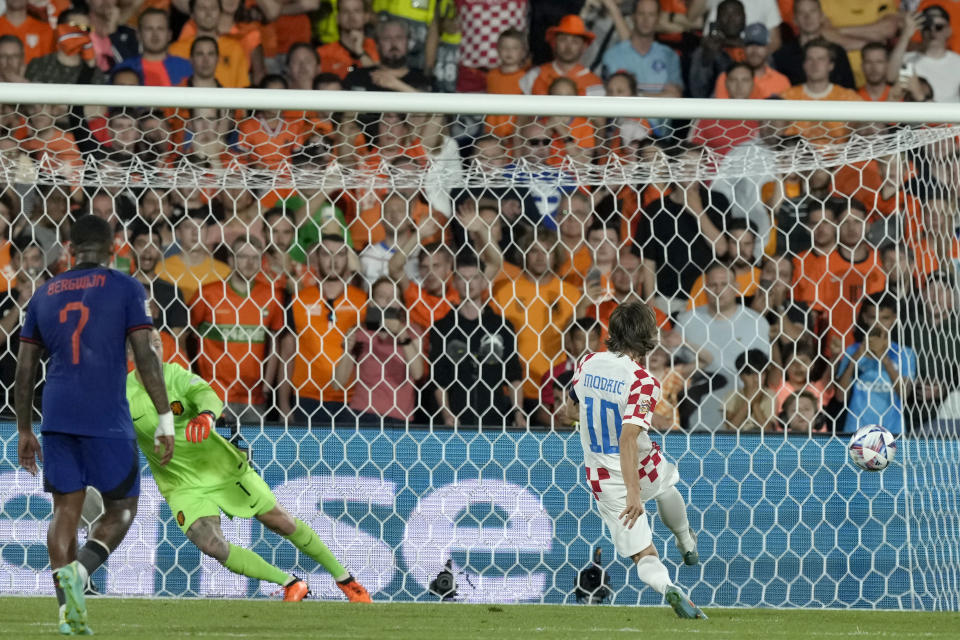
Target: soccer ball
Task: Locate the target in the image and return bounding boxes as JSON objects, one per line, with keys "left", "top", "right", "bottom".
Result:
{"left": 848, "top": 425, "right": 897, "bottom": 471}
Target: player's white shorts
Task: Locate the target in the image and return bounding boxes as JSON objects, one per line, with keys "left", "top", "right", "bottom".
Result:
{"left": 586, "top": 442, "right": 679, "bottom": 557}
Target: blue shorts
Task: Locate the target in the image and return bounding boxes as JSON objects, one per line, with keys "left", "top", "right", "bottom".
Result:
{"left": 42, "top": 432, "right": 140, "bottom": 499}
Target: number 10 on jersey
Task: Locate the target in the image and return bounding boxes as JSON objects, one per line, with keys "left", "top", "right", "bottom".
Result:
{"left": 583, "top": 396, "right": 622, "bottom": 454}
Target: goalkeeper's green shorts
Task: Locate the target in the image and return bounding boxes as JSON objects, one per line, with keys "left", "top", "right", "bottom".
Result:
{"left": 166, "top": 467, "right": 277, "bottom": 533}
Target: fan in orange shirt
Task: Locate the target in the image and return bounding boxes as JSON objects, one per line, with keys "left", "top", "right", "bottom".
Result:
{"left": 656, "top": 0, "right": 698, "bottom": 49}
{"left": 168, "top": 0, "right": 250, "bottom": 87}
{"left": 280, "top": 234, "right": 367, "bottom": 419}
{"left": 236, "top": 75, "right": 312, "bottom": 171}
{"left": 581, "top": 252, "right": 667, "bottom": 345}
{"left": 177, "top": 0, "right": 264, "bottom": 79}
{"left": 831, "top": 155, "right": 916, "bottom": 220}
{"left": 780, "top": 38, "right": 862, "bottom": 144}
{"left": 713, "top": 24, "right": 790, "bottom": 99}
{"left": 909, "top": 196, "right": 960, "bottom": 279}
{"left": 401, "top": 243, "right": 460, "bottom": 330}
{"left": 0, "top": 0, "right": 54, "bottom": 65}
{"left": 543, "top": 77, "right": 597, "bottom": 166}
{"left": 794, "top": 201, "right": 886, "bottom": 352}
{"left": 344, "top": 111, "right": 427, "bottom": 175}
{"left": 491, "top": 231, "right": 580, "bottom": 400}
{"left": 563, "top": 220, "right": 620, "bottom": 292}
{"left": 484, "top": 28, "right": 528, "bottom": 138}
{"left": 315, "top": 0, "right": 379, "bottom": 79}
{"left": 519, "top": 15, "right": 603, "bottom": 97}
{"left": 18, "top": 104, "right": 81, "bottom": 178}
{"left": 191, "top": 237, "right": 284, "bottom": 420}
{"left": 857, "top": 42, "right": 893, "bottom": 102}
{"left": 128, "top": 225, "right": 190, "bottom": 370}
{"left": 261, "top": 14, "right": 310, "bottom": 63}
{"left": 351, "top": 188, "right": 446, "bottom": 251}
{"left": 555, "top": 190, "right": 596, "bottom": 287}
{"left": 0, "top": 196, "right": 15, "bottom": 292}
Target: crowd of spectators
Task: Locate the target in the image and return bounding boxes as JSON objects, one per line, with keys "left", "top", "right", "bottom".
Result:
{"left": 1, "top": 0, "right": 960, "bottom": 435}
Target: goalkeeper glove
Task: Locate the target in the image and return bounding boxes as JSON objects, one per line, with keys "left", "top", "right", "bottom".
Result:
{"left": 185, "top": 411, "right": 216, "bottom": 443}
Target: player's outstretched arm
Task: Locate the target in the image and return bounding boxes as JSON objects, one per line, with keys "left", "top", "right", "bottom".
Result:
{"left": 14, "top": 341, "right": 43, "bottom": 475}
{"left": 129, "top": 328, "right": 174, "bottom": 465}
{"left": 618, "top": 422, "right": 649, "bottom": 530}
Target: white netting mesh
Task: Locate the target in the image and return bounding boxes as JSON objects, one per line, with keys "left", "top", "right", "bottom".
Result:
{"left": 0, "top": 91, "right": 958, "bottom": 610}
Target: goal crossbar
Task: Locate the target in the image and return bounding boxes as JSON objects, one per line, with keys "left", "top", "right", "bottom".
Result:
{"left": 3, "top": 82, "right": 960, "bottom": 122}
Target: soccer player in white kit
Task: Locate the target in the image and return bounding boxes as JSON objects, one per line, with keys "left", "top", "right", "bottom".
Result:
{"left": 569, "top": 301, "right": 707, "bottom": 618}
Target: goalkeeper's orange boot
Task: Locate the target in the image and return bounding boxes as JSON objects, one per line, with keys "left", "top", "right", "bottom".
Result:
{"left": 336, "top": 576, "right": 372, "bottom": 603}
{"left": 283, "top": 577, "right": 310, "bottom": 602}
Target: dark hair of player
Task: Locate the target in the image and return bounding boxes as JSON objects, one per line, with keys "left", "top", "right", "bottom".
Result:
{"left": 605, "top": 301, "right": 657, "bottom": 358}
{"left": 70, "top": 215, "right": 113, "bottom": 253}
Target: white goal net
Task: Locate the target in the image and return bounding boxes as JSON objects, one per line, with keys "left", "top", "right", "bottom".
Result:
{"left": 0, "top": 85, "right": 958, "bottom": 610}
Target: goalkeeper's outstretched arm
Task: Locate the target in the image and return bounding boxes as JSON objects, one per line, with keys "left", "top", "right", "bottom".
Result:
{"left": 181, "top": 374, "right": 224, "bottom": 419}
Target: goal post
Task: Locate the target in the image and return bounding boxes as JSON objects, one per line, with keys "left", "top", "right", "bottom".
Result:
{"left": 0, "top": 82, "right": 958, "bottom": 610}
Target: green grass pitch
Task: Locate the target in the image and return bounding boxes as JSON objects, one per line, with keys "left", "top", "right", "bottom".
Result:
{"left": 1, "top": 597, "right": 958, "bottom": 639}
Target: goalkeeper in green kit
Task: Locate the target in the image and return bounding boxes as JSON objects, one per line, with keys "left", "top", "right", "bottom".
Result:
{"left": 121, "top": 329, "right": 371, "bottom": 603}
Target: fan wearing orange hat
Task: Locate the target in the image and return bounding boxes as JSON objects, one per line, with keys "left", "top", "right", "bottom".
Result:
{"left": 518, "top": 14, "right": 605, "bottom": 97}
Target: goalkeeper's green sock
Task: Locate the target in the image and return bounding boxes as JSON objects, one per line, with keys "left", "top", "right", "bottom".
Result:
{"left": 284, "top": 518, "right": 349, "bottom": 581}
{"left": 223, "top": 543, "right": 294, "bottom": 587}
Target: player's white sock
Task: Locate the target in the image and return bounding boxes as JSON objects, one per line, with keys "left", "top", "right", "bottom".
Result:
{"left": 656, "top": 487, "right": 696, "bottom": 553}
{"left": 635, "top": 556, "right": 673, "bottom": 595}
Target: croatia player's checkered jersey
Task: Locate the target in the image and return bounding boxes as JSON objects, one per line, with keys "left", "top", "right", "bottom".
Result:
{"left": 21, "top": 266, "right": 154, "bottom": 438}
{"left": 571, "top": 351, "right": 662, "bottom": 476}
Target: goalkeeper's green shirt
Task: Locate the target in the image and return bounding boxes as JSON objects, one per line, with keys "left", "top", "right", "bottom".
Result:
{"left": 127, "top": 362, "right": 244, "bottom": 496}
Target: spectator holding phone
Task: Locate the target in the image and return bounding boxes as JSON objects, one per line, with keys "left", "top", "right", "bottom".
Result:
{"left": 344, "top": 277, "right": 424, "bottom": 426}
{"left": 887, "top": 6, "right": 960, "bottom": 102}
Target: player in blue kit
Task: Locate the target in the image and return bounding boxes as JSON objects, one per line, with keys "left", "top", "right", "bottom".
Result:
{"left": 15, "top": 216, "right": 174, "bottom": 636}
